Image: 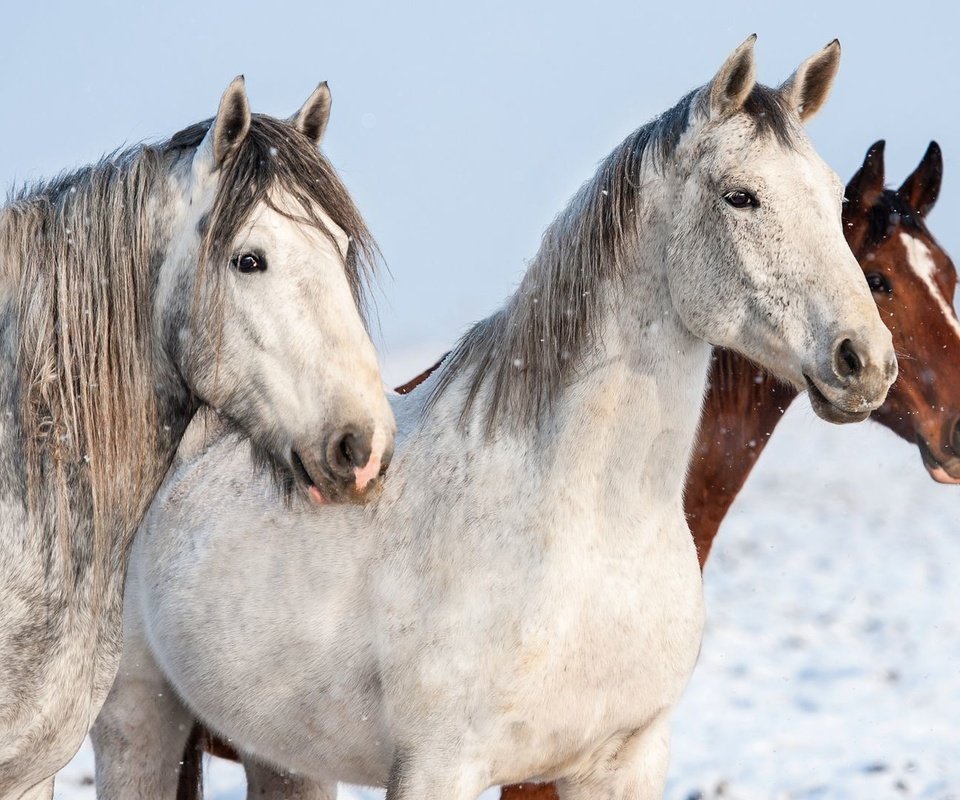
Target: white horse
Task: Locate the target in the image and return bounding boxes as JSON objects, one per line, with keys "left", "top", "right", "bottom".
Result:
{"left": 95, "top": 39, "right": 896, "bottom": 800}
{"left": 0, "top": 79, "right": 395, "bottom": 799}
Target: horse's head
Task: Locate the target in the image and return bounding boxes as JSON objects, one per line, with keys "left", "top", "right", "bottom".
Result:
{"left": 667, "top": 36, "right": 897, "bottom": 424}
{"left": 156, "top": 78, "right": 395, "bottom": 504}
{"left": 843, "top": 140, "right": 960, "bottom": 484}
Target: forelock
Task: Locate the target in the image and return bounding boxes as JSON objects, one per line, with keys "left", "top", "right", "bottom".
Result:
{"left": 164, "top": 114, "right": 378, "bottom": 320}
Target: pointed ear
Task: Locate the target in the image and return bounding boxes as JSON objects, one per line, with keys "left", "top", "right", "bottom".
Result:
{"left": 845, "top": 140, "right": 886, "bottom": 211}
{"left": 195, "top": 76, "right": 251, "bottom": 174}
{"left": 290, "top": 81, "right": 332, "bottom": 147}
{"left": 709, "top": 35, "right": 758, "bottom": 119}
{"left": 779, "top": 40, "right": 841, "bottom": 122}
{"left": 899, "top": 141, "right": 943, "bottom": 217}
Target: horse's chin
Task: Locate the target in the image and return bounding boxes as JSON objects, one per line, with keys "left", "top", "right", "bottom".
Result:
{"left": 803, "top": 375, "right": 872, "bottom": 425}
{"left": 289, "top": 448, "right": 386, "bottom": 506}
{"left": 916, "top": 437, "right": 960, "bottom": 485}
{"left": 289, "top": 449, "right": 331, "bottom": 504}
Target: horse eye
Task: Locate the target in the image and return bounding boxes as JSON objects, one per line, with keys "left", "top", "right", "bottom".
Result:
{"left": 231, "top": 253, "right": 267, "bottom": 274}
{"left": 723, "top": 190, "right": 758, "bottom": 209}
{"left": 866, "top": 272, "right": 892, "bottom": 294}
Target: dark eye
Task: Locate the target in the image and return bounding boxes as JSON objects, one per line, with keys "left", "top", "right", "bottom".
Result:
{"left": 723, "top": 190, "right": 758, "bottom": 209}
{"left": 866, "top": 272, "right": 892, "bottom": 294}
{"left": 231, "top": 252, "right": 267, "bottom": 274}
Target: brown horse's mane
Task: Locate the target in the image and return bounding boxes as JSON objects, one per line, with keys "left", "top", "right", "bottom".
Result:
{"left": 1, "top": 113, "right": 378, "bottom": 588}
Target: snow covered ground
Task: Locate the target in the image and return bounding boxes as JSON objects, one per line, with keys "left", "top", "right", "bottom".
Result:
{"left": 55, "top": 348, "right": 960, "bottom": 799}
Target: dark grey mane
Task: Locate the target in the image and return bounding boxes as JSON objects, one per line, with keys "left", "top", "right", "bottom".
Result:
{"left": 429, "top": 84, "right": 794, "bottom": 435}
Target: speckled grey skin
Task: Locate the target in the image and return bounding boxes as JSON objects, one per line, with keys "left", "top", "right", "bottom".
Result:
{"left": 0, "top": 79, "right": 393, "bottom": 798}
{"left": 98, "top": 39, "right": 895, "bottom": 800}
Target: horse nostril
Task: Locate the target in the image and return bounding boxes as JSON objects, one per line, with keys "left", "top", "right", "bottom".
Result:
{"left": 328, "top": 429, "right": 372, "bottom": 480}
{"left": 834, "top": 338, "right": 863, "bottom": 380}
{"left": 950, "top": 418, "right": 960, "bottom": 457}
{"left": 339, "top": 435, "right": 356, "bottom": 468}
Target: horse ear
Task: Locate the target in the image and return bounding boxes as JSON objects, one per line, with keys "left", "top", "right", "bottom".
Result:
{"left": 845, "top": 140, "right": 886, "bottom": 211}
{"left": 196, "top": 76, "right": 252, "bottom": 173}
{"left": 779, "top": 40, "right": 841, "bottom": 122}
{"left": 899, "top": 141, "right": 943, "bottom": 217}
{"left": 709, "top": 35, "right": 757, "bottom": 119}
{"left": 290, "top": 82, "right": 332, "bottom": 147}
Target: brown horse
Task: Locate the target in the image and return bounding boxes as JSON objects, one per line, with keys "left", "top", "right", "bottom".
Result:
{"left": 175, "top": 140, "right": 960, "bottom": 799}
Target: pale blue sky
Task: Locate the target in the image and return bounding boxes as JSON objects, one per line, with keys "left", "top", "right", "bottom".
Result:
{"left": 1, "top": 1, "right": 956, "bottom": 356}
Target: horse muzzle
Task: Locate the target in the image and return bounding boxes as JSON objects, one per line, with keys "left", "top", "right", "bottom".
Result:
{"left": 291, "top": 424, "right": 394, "bottom": 505}
{"left": 804, "top": 331, "right": 898, "bottom": 425}
{"left": 917, "top": 431, "right": 960, "bottom": 485}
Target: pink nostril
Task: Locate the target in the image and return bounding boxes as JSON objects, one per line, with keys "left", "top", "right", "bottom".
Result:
{"left": 353, "top": 453, "right": 381, "bottom": 492}
{"left": 353, "top": 427, "right": 390, "bottom": 493}
{"left": 326, "top": 428, "right": 371, "bottom": 483}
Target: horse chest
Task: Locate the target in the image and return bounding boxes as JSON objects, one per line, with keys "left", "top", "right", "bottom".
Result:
{"left": 514, "top": 522, "right": 703, "bottom": 722}
{"left": 378, "top": 512, "right": 704, "bottom": 782}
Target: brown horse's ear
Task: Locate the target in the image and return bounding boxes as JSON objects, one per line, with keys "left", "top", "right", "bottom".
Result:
{"left": 845, "top": 140, "right": 886, "bottom": 211}
{"left": 899, "top": 141, "right": 943, "bottom": 217}
{"left": 779, "top": 40, "right": 841, "bottom": 122}
{"left": 708, "top": 35, "right": 757, "bottom": 119}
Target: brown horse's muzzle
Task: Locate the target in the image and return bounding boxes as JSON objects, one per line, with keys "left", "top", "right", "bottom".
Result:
{"left": 917, "top": 421, "right": 960, "bottom": 485}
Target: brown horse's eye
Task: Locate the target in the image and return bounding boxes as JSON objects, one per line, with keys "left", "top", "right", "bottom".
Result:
{"left": 723, "top": 189, "right": 759, "bottom": 209}
{"left": 866, "top": 272, "right": 892, "bottom": 294}
{"left": 231, "top": 253, "right": 267, "bottom": 274}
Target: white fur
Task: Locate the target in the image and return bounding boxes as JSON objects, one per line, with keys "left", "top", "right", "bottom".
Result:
{"left": 94, "top": 42, "right": 897, "bottom": 800}
{"left": 900, "top": 232, "right": 960, "bottom": 340}
{"left": 0, "top": 81, "right": 394, "bottom": 799}
{"left": 160, "top": 143, "right": 395, "bottom": 492}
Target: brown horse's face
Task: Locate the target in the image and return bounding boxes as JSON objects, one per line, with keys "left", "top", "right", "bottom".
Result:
{"left": 844, "top": 140, "right": 960, "bottom": 483}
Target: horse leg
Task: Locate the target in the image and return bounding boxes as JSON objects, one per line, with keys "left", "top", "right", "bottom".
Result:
{"left": 385, "top": 753, "right": 485, "bottom": 800}
{"left": 17, "top": 777, "right": 54, "bottom": 800}
{"left": 243, "top": 758, "right": 335, "bottom": 800}
{"left": 91, "top": 660, "right": 194, "bottom": 799}
{"left": 555, "top": 715, "right": 671, "bottom": 800}
{"left": 90, "top": 566, "right": 194, "bottom": 799}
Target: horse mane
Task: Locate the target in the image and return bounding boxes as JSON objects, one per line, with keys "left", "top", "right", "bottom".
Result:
{"left": 429, "top": 84, "right": 794, "bottom": 435}
{"left": 1, "top": 113, "right": 378, "bottom": 576}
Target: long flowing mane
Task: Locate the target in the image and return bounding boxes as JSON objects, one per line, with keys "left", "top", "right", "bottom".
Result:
{"left": 0, "top": 114, "right": 378, "bottom": 579}
{"left": 429, "top": 85, "right": 792, "bottom": 435}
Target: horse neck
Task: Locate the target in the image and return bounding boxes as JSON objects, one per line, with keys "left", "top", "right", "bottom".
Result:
{"left": 544, "top": 269, "right": 712, "bottom": 522}
{"left": 685, "top": 349, "right": 799, "bottom": 567}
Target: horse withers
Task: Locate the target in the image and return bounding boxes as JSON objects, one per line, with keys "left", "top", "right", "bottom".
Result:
{"left": 0, "top": 79, "right": 394, "bottom": 798}
{"left": 96, "top": 38, "right": 895, "bottom": 800}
